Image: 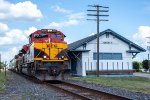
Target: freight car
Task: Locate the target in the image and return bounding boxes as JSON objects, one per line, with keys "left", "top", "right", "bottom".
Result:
{"left": 10, "top": 29, "right": 70, "bottom": 80}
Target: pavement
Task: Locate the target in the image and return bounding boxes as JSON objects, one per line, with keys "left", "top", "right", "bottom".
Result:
{"left": 133, "top": 73, "right": 150, "bottom": 78}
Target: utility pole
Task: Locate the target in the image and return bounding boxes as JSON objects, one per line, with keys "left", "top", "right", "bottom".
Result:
{"left": 87, "top": 5, "right": 109, "bottom": 77}
{"left": 147, "top": 37, "right": 150, "bottom": 72}
{"left": 5, "top": 61, "right": 7, "bottom": 76}
{"left": 0, "top": 54, "right": 1, "bottom": 73}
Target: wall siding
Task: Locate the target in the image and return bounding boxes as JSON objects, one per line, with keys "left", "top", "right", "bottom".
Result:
{"left": 76, "top": 34, "right": 136, "bottom": 76}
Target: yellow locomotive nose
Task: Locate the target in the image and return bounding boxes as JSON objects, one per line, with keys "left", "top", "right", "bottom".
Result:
{"left": 34, "top": 42, "right": 68, "bottom": 61}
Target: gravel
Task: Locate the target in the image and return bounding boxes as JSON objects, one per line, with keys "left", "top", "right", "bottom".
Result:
{"left": 66, "top": 79, "right": 150, "bottom": 100}
{"left": 1, "top": 71, "right": 150, "bottom": 100}
{"left": 0, "top": 71, "right": 74, "bottom": 100}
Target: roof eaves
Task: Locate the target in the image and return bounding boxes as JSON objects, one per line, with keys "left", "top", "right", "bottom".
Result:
{"left": 69, "top": 29, "right": 146, "bottom": 52}
{"left": 108, "top": 29, "right": 146, "bottom": 52}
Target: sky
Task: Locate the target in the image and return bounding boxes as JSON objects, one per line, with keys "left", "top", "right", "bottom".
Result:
{"left": 0, "top": 0, "right": 150, "bottom": 63}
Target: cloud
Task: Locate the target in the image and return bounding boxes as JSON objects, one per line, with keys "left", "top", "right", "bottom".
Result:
{"left": 46, "top": 9, "right": 85, "bottom": 29}
{"left": 133, "top": 26, "right": 150, "bottom": 46}
{"left": 49, "top": 5, "right": 85, "bottom": 29}
{"left": 89, "top": 32, "right": 96, "bottom": 36}
{"left": 65, "top": 37, "right": 72, "bottom": 44}
{"left": 0, "top": 29, "right": 27, "bottom": 45}
{"left": 51, "top": 5, "right": 72, "bottom": 14}
{"left": 24, "top": 26, "right": 37, "bottom": 36}
{"left": 67, "top": 12, "right": 85, "bottom": 20}
{"left": 0, "top": 26, "right": 37, "bottom": 46}
{"left": 46, "top": 19, "right": 79, "bottom": 29}
{"left": 0, "top": 22, "right": 9, "bottom": 32}
{"left": 0, "top": 0, "right": 42, "bottom": 21}
{"left": 0, "top": 26, "right": 37, "bottom": 63}
{"left": 0, "top": 46, "right": 19, "bottom": 64}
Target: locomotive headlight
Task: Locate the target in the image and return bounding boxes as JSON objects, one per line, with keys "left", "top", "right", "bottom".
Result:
{"left": 43, "top": 55, "right": 47, "bottom": 59}
{"left": 61, "top": 56, "right": 64, "bottom": 59}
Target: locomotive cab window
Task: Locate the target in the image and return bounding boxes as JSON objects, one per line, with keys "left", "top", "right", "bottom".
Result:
{"left": 51, "top": 34, "right": 62, "bottom": 38}
{"left": 56, "top": 34, "right": 62, "bottom": 38}
{"left": 34, "top": 33, "right": 48, "bottom": 39}
{"left": 51, "top": 34, "right": 57, "bottom": 38}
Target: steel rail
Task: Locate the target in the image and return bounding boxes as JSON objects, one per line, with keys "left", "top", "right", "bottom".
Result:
{"left": 49, "top": 81, "right": 130, "bottom": 100}
{"left": 9, "top": 69, "right": 88, "bottom": 99}
{"left": 9, "top": 69, "right": 130, "bottom": 100}
{"left": 45, "top": 82, "right": 91, "bottom": 100}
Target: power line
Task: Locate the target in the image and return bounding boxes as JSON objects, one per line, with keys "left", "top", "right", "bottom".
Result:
{"left": 87, "top": 4, "right": 109, "bottom": 77}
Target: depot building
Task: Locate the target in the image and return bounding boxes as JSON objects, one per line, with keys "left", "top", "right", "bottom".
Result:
{"left": 68, "top": 29, "right": 146, "bottom": 76}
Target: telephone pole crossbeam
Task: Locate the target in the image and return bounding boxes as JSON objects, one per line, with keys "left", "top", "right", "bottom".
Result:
{"left": 87, "top": 14, "right": 109, "bottom": 16}
{"left": 87, "top": 4, "right": 109, "bottom": 77}
{"left": 88, "top": 5, "right": 109, "bottom": 8}
{"left": 87, "top": 10, "right": 109, "bottom": 12}
{"left": 87, "top": 19, "right": 97, "bottom": 21}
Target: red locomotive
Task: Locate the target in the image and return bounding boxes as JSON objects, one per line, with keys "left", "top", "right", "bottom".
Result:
{"left": 10, "top": 29, "right": 70, "bottom": 80}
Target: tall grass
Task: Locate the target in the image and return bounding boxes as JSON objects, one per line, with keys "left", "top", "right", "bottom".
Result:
{"left": 0, "top": 71, "right": 7, "bottom": 93}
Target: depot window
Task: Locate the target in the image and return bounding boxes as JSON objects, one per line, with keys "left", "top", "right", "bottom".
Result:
{"left": 34, "top": 33, "right": 48, "bottom": 38}
{"left": 93, "top": 53, "right": 122, "bottom": 60}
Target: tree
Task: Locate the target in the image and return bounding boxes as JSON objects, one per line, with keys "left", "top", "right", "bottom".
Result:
{"left": 142, "top": 60, "right": 149, "bottom": 71}
{"left": 0, "top": 62, "right": 4, "bottom": 69}
{"left": 0, "top": 62, "right": 2, "bottom": 69}
{"left": 133, "top": 61, "right": 140, "bottom": 72}
{"left": 0, "top": 62, "right": 3, "bottom": 72}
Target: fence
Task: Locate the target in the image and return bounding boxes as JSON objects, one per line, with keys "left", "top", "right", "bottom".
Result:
{"left": 85, "top": 61, "right": 133, "bottom": 75}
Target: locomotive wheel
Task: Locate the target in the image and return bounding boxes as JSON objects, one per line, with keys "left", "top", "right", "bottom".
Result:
{"left": 31, "top": 67, "right": 36, "bottom": 76}
{"left": 16, "top": 66, "right": 19, "bottom": 72}
{"left": 27, "top": 64, "right": 31, "bottom": 76}
{"left": 27, "top": 68, "right": 31, "bottom": 75}
{"left": 19, "top": 66, "right": 22, "bottom": 73}
{"left": 31, "top": 62, "right": 37, "bottom": 76}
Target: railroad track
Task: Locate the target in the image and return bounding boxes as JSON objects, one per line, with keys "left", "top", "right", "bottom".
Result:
{"left": 10, "top": 69, "right": 130, "bottom": 100}
{"left": 44, "top": 81, "right": 130, "bottom": 100}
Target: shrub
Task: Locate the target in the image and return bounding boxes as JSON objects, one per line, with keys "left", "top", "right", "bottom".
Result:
{"left": 142, "top": 60, "right": 149, "bottom": 71}
{"left": 0, "top": 62, "right": 4, "bottom": 69}
{"left": 133, "top": 61, "right": 140, "bottom": 72}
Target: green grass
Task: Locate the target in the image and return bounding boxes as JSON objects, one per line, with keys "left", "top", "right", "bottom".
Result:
{"left": 0, "top": 71, "right": 7, "bottom": 93}
{"left": 72, "top": 76, "right": 150, "bottom": 94}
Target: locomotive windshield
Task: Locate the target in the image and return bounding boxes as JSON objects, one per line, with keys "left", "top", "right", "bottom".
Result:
{"left": 34, "top": 33, "right": 48, "bottom": 39}
{"left": 51, "top": 34, "right": 62, "bottom": 38}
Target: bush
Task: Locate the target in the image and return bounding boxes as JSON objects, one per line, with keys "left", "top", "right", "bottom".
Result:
{"left": 0, "top": 62, "right": 4, "bottom": 69}
{"left": 133, "top": 61, "right": 140, "bottom": 72}
{"left": 142, "top": 60, "right": 149, "bottom": 71}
